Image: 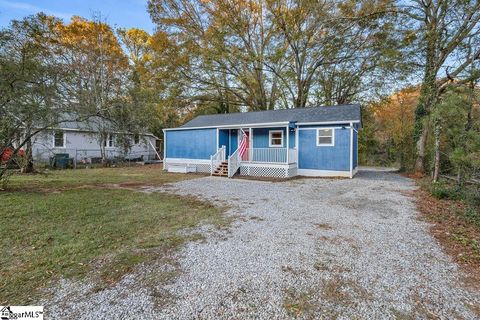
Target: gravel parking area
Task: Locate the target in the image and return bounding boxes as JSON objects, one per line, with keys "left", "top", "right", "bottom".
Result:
{"left": 44, "top": 171, "right": 480, "bottom": 319}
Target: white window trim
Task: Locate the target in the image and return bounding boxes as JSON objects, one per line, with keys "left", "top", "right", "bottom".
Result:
{"left": 269, "top": 130, "right": 284, "bottom": 148}
{"left": 52, "top": 130, "right": 66, "bottom": 148}
{"left": 105, "top": 134, "right": 115, "bottom": 148}
{"left": 316, "top": 128, "right": 335, "bottom": 147}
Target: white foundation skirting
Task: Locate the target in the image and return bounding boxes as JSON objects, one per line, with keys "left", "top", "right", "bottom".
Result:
{"left": 297, "top": 168, "right": 352, "bottom": 178}
{"left": 164, "top": 158, "right": 211, "bottom": 173}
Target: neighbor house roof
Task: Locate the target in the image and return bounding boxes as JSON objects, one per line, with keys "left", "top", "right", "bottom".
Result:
{"left": 49, "top": 114, "right": 158, "bottom": 138}
{"left": 179, "top": 104, "right": 361, "bottom": 129}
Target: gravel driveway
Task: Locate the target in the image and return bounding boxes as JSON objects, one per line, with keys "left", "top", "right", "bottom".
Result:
{"left": 45, "top": 171, "right": 480, "bottom": 319}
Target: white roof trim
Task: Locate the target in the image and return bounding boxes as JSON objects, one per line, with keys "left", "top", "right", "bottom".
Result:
{"left": 163, "top": 121, "right": 290, "bottom": 131}
{"left": 164, "top": 120, "right": 360, "bottom": 132}
{"left": 296, "top": 120, "right": 360, "bottom": 125}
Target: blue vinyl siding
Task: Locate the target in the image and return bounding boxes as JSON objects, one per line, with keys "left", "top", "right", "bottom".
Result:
{"left": 252, "top": 127, "right": 289, "bottom": 148}
{"left": 298, "top": 127, "right": 350, "bottom": 171}
{"left": 166, "top": 128, "right": 216, "bottom": 159}
{"left": 289, "top": 130, "right": 295, "bottom": 148}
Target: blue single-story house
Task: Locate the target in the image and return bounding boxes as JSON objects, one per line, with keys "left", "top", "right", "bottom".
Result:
{"left": 163, "top": 104, "right": 361, "bottom": 178}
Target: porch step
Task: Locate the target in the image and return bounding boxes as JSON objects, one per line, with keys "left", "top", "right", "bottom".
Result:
{"left": 212, "top": 161, "right": 229, "bottom": 177}
{"left": 212, "top": 172, "right": 228, "bottom": 177}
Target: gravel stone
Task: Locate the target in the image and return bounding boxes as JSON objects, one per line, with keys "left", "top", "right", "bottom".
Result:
{"left": 42, "top": 171, "right": 480, "bottom": 319}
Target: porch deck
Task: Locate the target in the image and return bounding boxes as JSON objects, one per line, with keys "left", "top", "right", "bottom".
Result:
{"left": 210, "top": 146, "right": 297, "bottom": 178}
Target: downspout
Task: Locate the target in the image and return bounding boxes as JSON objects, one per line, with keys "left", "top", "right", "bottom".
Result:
{"left": 349, "top": 122, "right": 353, "bottom": 179}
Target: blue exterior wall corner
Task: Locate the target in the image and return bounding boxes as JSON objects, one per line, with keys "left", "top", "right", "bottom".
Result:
{"left": 166, "top": 128, "right": 217, "bottom": 160}
{"left": 298, "top": 127, "right": 351, "bottom": 171}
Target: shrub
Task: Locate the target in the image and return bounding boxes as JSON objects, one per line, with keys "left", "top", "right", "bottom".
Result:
{"left": 464, "top": 205, "right": 480, "bottom": 227}
{"left": 430, "top": 182, "right": 460, "bottom": 200}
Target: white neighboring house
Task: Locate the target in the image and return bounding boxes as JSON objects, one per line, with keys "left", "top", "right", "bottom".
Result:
{"left": 31, "top": 118, "right": 160, "bottom": 164}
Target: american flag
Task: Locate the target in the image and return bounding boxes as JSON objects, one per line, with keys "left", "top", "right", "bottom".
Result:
{"left": 238, "top": 131, "right": 248, "bottom": 159}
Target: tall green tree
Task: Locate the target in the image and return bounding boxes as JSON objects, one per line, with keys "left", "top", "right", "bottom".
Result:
{"left": 53, "top": 15, "right": 131, "bottom": 160}
{"left": 398, "top": 0, "right": 480, "bottom": 173}
{"left": 431, "top": 85, "right": 480, "bottom": 183}
{"left": 149, "top": 0, "right": 400, "bottom": 111}
{"left": 0, "top": 14, "right": 77, "bottom": 178}
{"left": 267, "top": 0, "right": 398, "bottom": 108}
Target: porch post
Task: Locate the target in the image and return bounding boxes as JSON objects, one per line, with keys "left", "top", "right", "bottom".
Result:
{"left": 249, "top": 127, "right": 252, "bottom": 162}
{"left": 295, "top": 126, "right": 299, "bottom": 163}
{"left": 286, "top": 125, "right": 289, "bottom": 164}
{"left": 228, "top": 129, "right": 231, "bottom": 155}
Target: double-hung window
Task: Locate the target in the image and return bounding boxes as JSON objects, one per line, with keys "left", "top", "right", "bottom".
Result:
{"left": 53, "top": 130, "right": 65, "bottom": 148}
{"left": 104, "top": 134, "right": 114, "bottom": 148}
{"left": 269, "top": 130, "right": 284, "bottom": 147}
{"left": 316, "top": 128, "right": 334, "bottom": 146}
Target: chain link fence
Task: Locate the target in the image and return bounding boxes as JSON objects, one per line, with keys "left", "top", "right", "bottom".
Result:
{"left": 33, "top": 147, "right": 161, "bottom": 169}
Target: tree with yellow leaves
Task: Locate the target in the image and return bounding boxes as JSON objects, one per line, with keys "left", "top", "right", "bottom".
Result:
{"left": 372, "top": 86, "right": 418, "bottom": 170}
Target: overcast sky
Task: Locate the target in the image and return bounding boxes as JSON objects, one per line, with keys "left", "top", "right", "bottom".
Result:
{"left": 0, "top": 0, "right": 155, "bottom": 32}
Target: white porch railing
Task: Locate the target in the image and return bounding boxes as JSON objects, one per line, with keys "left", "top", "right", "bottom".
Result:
{"left": 210, "top": 146, "right": 226, "bottom": 175}
{"left": 228, "top": 147, "right": 241, "bottom": 178}
{"left": 242, "top": 148, "right": 296, "bottom": 164}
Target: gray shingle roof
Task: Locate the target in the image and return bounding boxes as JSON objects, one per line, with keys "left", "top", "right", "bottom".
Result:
{"left": 54, "top": 114, "right": 157, "bottom": 137}
{"left": 180, "top": 104, "right": 361, "bottom": 128}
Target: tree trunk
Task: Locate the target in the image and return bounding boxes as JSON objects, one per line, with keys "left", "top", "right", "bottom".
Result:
{"left": 399, "top": 150, "right": 405, "bottom": 172}
{"left": 414, "top": 127, "right": 428, "bottom": 172}
{"left": 414, "top": 22, "right": 438, "bottom": 173}
{"left": 22, "top": 137, "right": 35, "bottom": 174}
{"left": 457, "top": 169, "right": 464, "bottom": 187}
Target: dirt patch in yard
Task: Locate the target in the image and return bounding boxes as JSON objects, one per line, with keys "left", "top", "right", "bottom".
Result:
{"left": 314, "top": 223, "right": 333, "bottom": 230}
{"left": 283, "top": 276, "right": 371, "bottom": 318}
{"left": 406, "top": 188, "right": 480, "bottom": 289}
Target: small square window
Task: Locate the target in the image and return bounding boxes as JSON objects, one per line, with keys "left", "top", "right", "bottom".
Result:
{"left": 316, "top": 128, "right": 334, "bottom": 146}
{"left": 53, "top": 131, "right": 65, "bottom": 148}
{"left": 269, "top": 130, "right": 284, "bottom": 147}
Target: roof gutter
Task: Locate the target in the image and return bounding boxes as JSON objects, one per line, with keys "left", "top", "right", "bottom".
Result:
{"left": 296, "top": 120, "right": 361, "bottom": 126}
{"left": 163, "top": 121, "right": 291, "bottom": 131}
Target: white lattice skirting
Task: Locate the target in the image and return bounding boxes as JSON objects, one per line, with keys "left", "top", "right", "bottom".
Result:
{"left": 239, "top": 163, "right": 297, "bottom": 178}
{"left": 195, "top": 164, "right": 212, "bottom": 173}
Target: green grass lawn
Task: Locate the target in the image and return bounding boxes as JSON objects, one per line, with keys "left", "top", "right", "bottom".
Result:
{"left": 0, "top": 166, "right": 227, "bottom": 305}
{"left": 5, "top": 164, "right": 197, "bottom": 190}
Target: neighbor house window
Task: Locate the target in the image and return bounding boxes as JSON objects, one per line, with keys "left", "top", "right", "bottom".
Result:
{"left": 316, "top": 128, "right": 334, "bottom": 146}
{"left": 104, "top": 134, "right": 114, "bottom": 148}
{"left": 134, "top": 134, "right": 140, "bottom": 144}
{"left": 53, "top": 130, "right": 65, "bottom": 148}
{"left": 269, "top": 130, "right": 284, "bottom": 147}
